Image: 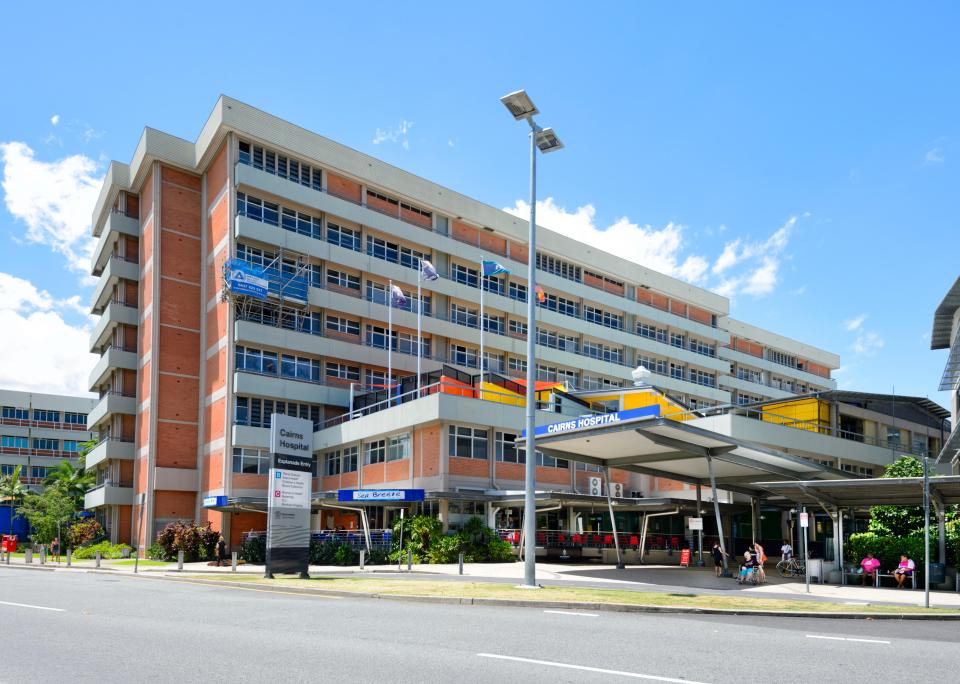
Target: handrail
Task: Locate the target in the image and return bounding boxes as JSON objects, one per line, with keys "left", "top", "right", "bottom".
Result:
{"left": 0, "top": 417, "right": 90, "bottom": 431}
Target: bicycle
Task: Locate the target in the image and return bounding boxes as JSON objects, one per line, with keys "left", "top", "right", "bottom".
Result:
{"left": 776, "top": 556, "right": 805, "bottom": 578}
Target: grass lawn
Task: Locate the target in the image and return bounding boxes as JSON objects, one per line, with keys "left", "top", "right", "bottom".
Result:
{"left": 179, "top": 575, "right": 957, "bottom": 615}
{"left": 111, "top": 559, "right": 170, "bottom": 567}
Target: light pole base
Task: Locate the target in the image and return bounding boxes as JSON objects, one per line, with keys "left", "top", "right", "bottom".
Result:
{"left": 515, "top": 584, "right": 542, "bottom": 590}
{"left": 615, "top": 562, "right": 626, "bottom": 570}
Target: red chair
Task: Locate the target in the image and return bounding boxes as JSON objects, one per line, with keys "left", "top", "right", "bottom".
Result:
{"left": 629, "top": 535, "right": 639, "bottom": 548}
{"left": 572, "top": 534, "right": 582, "bottom": 545}
{"left": 558, "top": 533, "right": 567, "bottom": 545}
{"left": 603, "top": 534, "right": 613, "bottom": 546}
{"left": 536, "top": 532, "right": 546, "bottom": 544}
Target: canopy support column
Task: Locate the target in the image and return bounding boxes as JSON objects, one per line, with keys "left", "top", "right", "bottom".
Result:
{"left": 695, "top": 484, "right": 704, "bottom": 566}
{"left": 604, "top": 467, "right": 624, "bottom": 570}
{"left": 706, "top": 455, "right": 730, "bottom": 577}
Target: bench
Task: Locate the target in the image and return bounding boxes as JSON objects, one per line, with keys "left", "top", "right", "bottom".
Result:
{"left": 841, "top": 568, "right": 878, "bottom": 586}
{"left": 875, "top": 571, "right": 917, "bottom": 589}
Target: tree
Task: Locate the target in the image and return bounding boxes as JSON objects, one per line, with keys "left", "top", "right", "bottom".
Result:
{"left": 0, "top": 465, "right": 27, "bottom": 537}
{"left": 43, "top": 458, "right": 94, "bottom": 509}
{"left": 867, "top": 455, "right": 959, "bottom": 537}
{"left": 17, "top": 488, "right": 76, "bottom": 546}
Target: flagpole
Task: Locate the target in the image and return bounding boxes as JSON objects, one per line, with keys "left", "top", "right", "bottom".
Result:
{"left": 416, "top": 261, "right": 422, "bottom": 397}
{"left": 387, "top": 278, "right": 393, "bottom": 400}
{"left": 479, "top": 261, "right": 485, "bottom": 382}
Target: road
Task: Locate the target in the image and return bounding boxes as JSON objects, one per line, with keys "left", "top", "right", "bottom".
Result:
{"left": 1, "top": 568, "right": 957, "bottom": 683}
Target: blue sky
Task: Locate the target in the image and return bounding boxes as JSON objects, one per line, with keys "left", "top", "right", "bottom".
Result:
{"left": 0, "top": 2, "right": 957, "bottom": 403}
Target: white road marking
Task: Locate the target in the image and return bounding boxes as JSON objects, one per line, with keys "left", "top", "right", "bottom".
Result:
{"left": 806, "top": 635, "right": 889, "bottom": 644}
{"left": 543, "top": 609, "right": 599, "bottom": 617}
{"left": 476, "top": 653, "right": 710, "bottom": 683}
{"left": 0, "top": 600, "right": 65, "bottom": 613}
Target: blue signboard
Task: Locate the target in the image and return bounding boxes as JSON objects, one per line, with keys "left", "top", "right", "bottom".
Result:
{"left": 202, "top": 495, "right": 229, "bottom": 508}
{"left": 522, "top": 404, "right": 661, "bottom": 439}
{"left": 338, "top": 489, "right": 426, "bottom": 503}
{"left": 226, "top": 259, "right": 269, "bottom": 300}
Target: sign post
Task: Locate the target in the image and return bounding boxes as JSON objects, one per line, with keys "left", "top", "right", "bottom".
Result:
{"left": 265, "top": 414, "right": 314, "bottom": 579}
{"left": 689, "top": 516, "right": 704, "bottom": 568}
{"left": 800, "top": 507, "right": 810, "bottom": 594}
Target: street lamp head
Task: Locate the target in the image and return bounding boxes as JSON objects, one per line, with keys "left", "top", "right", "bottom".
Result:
{"left": 500, "top": 90, "right": 539, "bottom": 121}
{"left": 535, "top": 127, "right": 564, "bottom": 153}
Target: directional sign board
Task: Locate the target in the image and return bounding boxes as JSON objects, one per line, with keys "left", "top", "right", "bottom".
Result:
{"left": 799, "top": 511, "right": 809, "bottom": 528}
{"left": 265, "top": 414, "right": 314, "bottom": 578}
{"left": 522, "top": 404, "right": 661, "bottom": 439}
{"left": 688, "top": 517, "right": 704, "bottom": 531}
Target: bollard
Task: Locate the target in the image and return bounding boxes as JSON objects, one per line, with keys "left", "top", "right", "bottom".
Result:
{"left": 459, "top": 552, "right": 464, "bottom": 576}
{"left": 4, "top": 550, "right": 8, "bottom": 565}
{"left": 67, "top": 549, "right": 72, "bottom": 567}
{"left": 407, "top": 547, "right": 412, "bottom": 572}
{"left": 177, "top": 549, "right": 184, "bottom": 572}
{"left": 359, "top": 549, "right": 365, "bottom": 571}
{"left": 25, "top": 548, "right": 32, "bottom": 564}
{"left": 95, "top": 550, "right": 101, "bottom": 568}
{"left": 231, "top": 551, "right": 238, "bottom": 572}
{"left": 40, "top": 548, "right": 46, "bottom": 565}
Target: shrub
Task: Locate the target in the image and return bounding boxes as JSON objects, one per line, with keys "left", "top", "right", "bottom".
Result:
{"left": 240, "top": 535, "right": 265, "bottom": 564}
{"left": 366, "top": 549, "right": 391, "bottom": 565}
{"left": 146, "top": 542, "right": 170, "bottom": 561}
{"left": 155, "top": 520, "right": 219, "bottom": 563}
{"left": 73, "top": 541, "right": 132, "bottom": 559}
{"left": 846, "top": 532, "right": 927, "bottom": 572}
{"left": 309, "top": 539, "right": 340, "bottom": 565}
{"left": 333, "top": 543, "right": 358, "bottom": 566}
{"left": 67, "top": 519, "right": 104, "bottom": 549}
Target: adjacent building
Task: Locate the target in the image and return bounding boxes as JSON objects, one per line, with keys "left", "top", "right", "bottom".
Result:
{"left": 86, "top": 95, "right": 844, "bottom": 549}
{"left": 932, "top": 275, "right": 960, "bottom": 473}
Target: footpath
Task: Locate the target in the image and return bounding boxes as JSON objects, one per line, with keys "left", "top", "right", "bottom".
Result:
{"left": 4, "top": 554, "right": 960, "bottom": 618}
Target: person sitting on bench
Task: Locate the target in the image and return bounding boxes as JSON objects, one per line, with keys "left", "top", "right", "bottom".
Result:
{"left": 892, "top": 554, "right": 915, "bottom": 589}
{"left": 859, "top": 552, "right": 880, "bottom": 585}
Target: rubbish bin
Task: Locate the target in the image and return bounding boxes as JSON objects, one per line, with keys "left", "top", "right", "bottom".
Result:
{"left": 1, "top": 535, "right": 16, "bottom": 553}
{"left": 929, "top": 562, "right": 945, "bottom": 584}
{"left": 806, "top": 558, "right": 824, "bottom": 584}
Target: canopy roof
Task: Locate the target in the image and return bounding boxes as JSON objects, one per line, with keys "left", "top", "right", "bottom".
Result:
{"left": 532, "top": 414, "right": 849, "bottom": 494}
{"left": 931, "top": 274, "right": 960, "bottom": 350}
{"left": 757, "top": 476, "right": 960, "bottom": 507}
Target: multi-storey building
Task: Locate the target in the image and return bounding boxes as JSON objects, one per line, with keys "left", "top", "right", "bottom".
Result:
{"left": 0, "top": 389, "right": 95, "bottom": 535}
{"left": 85, "top": 96, "right": 841, "bottom": 549}
{"left": 932, "top": 275, "right": 960, "bottom": 472}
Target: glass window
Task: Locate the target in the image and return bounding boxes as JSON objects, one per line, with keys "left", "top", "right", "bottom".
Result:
{"left": 327, "top": 222, "right": 361, "bottom": 251}
{"left": 33, "top": 409, "right": 61, "bottom": 423}
{"left": 342, "top": 446, "right": 358, "bottom": 472}
{"left": 33, "top": 438, "right": 60, "bottom": 451}
{"left": 64, "top": 412, "right": 87, "bottom": 424}
{"left": 2, "top": 406, "right": 28, "bottom": 420}
{"left": 63, "top": 440, "right": 79, "bottom": 452}
{"left": 387, "top": 434, "right": 411, "bottom": 462}
{"left": 327, "top": 269, "right": 360, "bottom": 291}
{"left": 2, "top": 435, "right": 28, "bottom": 449}
{"left": 364, "top": 439, "right": 386, "bottom": 465}
{"left": 324, "top": 450, "right": 341, "bottom": 476}
{"left": 232, "top": 447, "right": 270, "bottom": 475}
{"left": 448, "top": 426, "right": 487, "bottom": 460}
{"left": 326, "top": 316, "right": 360, "bottom": 336}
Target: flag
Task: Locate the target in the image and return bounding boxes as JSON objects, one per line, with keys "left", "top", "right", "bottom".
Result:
{"left": 390, "top": 285, "right": 407, "bottom": 308}
{"left": 481, "top": 260, "right": 510, "bottom": 277}
{"left": 421, "top": 260, "right": 439, "bottom": 281}
{"left": 535, "top": 285, "right": 545, "bottom": 303}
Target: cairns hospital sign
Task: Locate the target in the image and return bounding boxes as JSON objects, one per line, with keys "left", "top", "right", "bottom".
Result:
{"left": 524, "top": 404, "right": 661, "bottom": 439}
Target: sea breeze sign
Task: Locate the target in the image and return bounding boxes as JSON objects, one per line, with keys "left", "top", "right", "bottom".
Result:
{"left": 225, "top": 259, "right": 269, "bottom": 300}
{"left": 523, "top": 404, "right": 661, "bottom": 439}
{"left": 338, "top": 489, "right": 425, "bottom": 503}
{"left": 265, "top": 414, "right": 314, "bottom": 578}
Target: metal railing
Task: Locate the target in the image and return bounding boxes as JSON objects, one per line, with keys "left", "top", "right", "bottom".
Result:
{"left": 498, "top": 529, "right": 683, "bottom": 550}
{"left": 242, "top": 529, "right": 393, "bottom": 550}
{"left": 87, "top": 480, "right": 133, "bottom": 492}
{"left": 0, "top": 417, "right": 90, "bottom": 431}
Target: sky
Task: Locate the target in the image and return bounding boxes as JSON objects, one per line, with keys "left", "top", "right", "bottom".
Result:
{"left": 0, "top": 2, "right": 957, "bottom": 405}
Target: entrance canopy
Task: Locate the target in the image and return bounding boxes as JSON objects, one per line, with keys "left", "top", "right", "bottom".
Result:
{"left": 758, "top": 476, "right": 960, "bottom": 507}
{"left": 532, "top": 414, "right": 849, "bottom": 494}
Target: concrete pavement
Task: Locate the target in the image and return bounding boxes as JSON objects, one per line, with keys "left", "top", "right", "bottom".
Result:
{"left": 1, "top": 569, "right": 958, "bottom": 683}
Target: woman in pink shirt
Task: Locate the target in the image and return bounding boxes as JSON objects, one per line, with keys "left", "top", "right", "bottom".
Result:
{"left": 893, "top": 554, "right": 916, "bottom": 589}
{"left": 859, "top": 552, "right": 880, "bottom": 585}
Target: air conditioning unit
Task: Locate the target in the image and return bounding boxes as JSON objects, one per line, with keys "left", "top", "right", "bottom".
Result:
{"left": 588, "top": 476, "right": 602, "bottom": 496}
{"left": 611, "top": 482, "right": 625, "bottom": 498}
{"left": 631, "top": 490, "right": 644, "bottom": 499}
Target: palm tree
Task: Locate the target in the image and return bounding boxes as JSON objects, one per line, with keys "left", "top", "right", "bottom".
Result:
{"left": 0, "top": 465, "right": 27, "bottom": 537}
{"left": 43, "top": 459, "right": 94, "bottom": 509}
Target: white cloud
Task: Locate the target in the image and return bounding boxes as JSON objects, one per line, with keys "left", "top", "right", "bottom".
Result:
{"left": 844, "top": 314, "right": 867, "bottom": 332}
{"left": 925, "top": 147, "right": 944, "bottom": 164}
{"left": 50, "top": 114, "right": 60, "bottom": 126}
{"left": 0, "top": 272, "right": 96, "bottom": 396}
{"left": 852, "top": 330, "right": 884, "bottom": 356}
{"left": 0, "top": 141, "right": 102, "bottom": 273}
{"left": 503, "top": 198, "right": 797, "bottom": 299}
{"left": 372, "top": 120, "right": 414, "bottom": 150}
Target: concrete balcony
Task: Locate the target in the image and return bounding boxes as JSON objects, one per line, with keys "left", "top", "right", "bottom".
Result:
{"left": 86, "top": 392, "right": 137, "bottom": 429}
{"left": 91, "top": 257, "right": 140, "bottom": 314}
{"left": 88, "top": 347, "right": 138, "bottom": 392}
{"left": 91, "top": 211, "right": 139, "bottom": 276}
{"left": 719, "top": 373, "right": 793, "bottom": 400}
{"left": 84, "top": 438, "right": 135, "bottom": 468}
{"left": 88, "top": 300, "right": 139, "bottom": 353}
{"left": 720, "top": 347, "right": 836, "bottom": 391}
{"left": 85, "top": 482, "right": 134, "bottom": 509}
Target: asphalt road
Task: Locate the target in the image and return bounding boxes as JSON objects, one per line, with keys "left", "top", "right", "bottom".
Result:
{"left": 1, "top": 568, "right": 957, "bottom": 684}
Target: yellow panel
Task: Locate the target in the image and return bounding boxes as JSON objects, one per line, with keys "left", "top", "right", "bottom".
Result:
{"left": 479, "top": 381, "right": 525, "bottom": 407}
{"left": 760, "top": 398, "right": 830, "bottom": 433}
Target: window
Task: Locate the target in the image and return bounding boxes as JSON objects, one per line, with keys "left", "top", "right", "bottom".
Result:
{"left": 64, "top": 412, "right": 87, "bottom": 425}
{"left": 482, "top": 312, "right": 504, "bottom": 335}
{"left": 537, "top": 329, "right": 578, "bottom": 353}
{"left": 637, "top": 322, "right": 668, "bottom": 343}
{"left": 326, "top": 316, "right": 360, "bottom": 336}
{"left": 0, "top": 465, "right": 14, "bottom": 477}
{"left": 508, "top": 357, "right": 527, "bottom": 374}
{"left": 670, "top": 332, "right": 686, "bottom": 349}
{"left": 769, "top": 350, "right": 798, "bottom": 368}
{"left": 31, "top": 466, "right": 52, "bottom": 480}
{"left": 365, "top": 369, "right": 387, "bottom": 388}
{"left": 508, "top": 281, "right": 527, "bottom": 303}
{"left": 482, "top": 351, "right": 504, "bottom": 374}
{"left": 366, "top": 235, "right": 430, "bottom": 269}
{"left": 326, "top": 269, "right": 360, "bottom": 291}
{"left": 342, "top": 446, "right": 358, "bottom": 472}
{"left": 689, "top": 339, "right": 716, "bottom": 358}
{"left": 451, "top": 263, "right": 478, "bottom": 288}
{"left": 581, "top": 375, "right": 622, "bottom": 391}
{"left": 450, "top": 345, "right": 478, "bottom": 368}
{"left": 448, "top": 426, "right": 488, "bottom": 459}
{"left": 326, "top": 222, "right": 361, "bottom": 251}
{"left": 536, "top": 252, "right": 582, "bottom": 283}
{"left": 235, "top": 346, "right": 320, "bottom": 383}
{"left": 2, "top": 406, "right": 28, "bottom": 421}
{"left": 542, "top": 292, "right": 579, "bottom": 318}
{"left": 495, "top": 432, "right": 567, "bottom": 467}
{"left": 689, "top": 368, "right": 716, "bottom": 388}
{"left": 364, "top": 439, "right": 386, "bottom": 465}
{"left": 238, "top": 140, "right": 322, "bottom": 191}
{"left": 886, "top": 427, "right": 901, "bottom": 446}
{"left": 737, "top": 393, "right": 763, "bottom": 405}
{"left": 33, "top": 409, "right": 61, "bottom": 423}
{"left": 63, "top": 440, "right": 79, "bottom": 453}
{"left": 236, "top": 300, "right": 321, "bottom": 336}
{"left": 636, "top": 354, "right": 667, "bottom": 375}
{"left": 234, "top": 397, "right": 321, "bottom": 430}
{"left": 736, "top": 367, "right": 762, "bottom": 384}
{"left": 2, "top": 435, "right": 28, "bottom": 449}
{"left": 324, "top": 451, "right": 341, "bottom": 476}
{"left": 33, "top": 438, "right": 59, "bottom": 451}
{"left": 481, "top": 273, "right": 505, "bottom": 295}
{"left": 451, "top": 303, "right": 478, "bottom": 329}
{"left": 367, "top": 188, "right": 399, "bottom": 208}
{"left": 583, "top": 269, "right": 624, "bottom": 292}
{"left": 326, "top": 362, "right": 360, "bottom": 382}
{"left": 582, "top": 340, "right": 624, "bottom": 365}
{"left": 508, "top": 319, "right": 527, "bottom": 337}
{"left": 365, "top": 324, "right": 393, "bottom": 351}
{"left": 670, "top": 363, "right": 685, "bottom": 381}
{"left": 583, "top": 305, "right": 624, "bottom": 330}
{"left": 232, "top": 447, "right": 270, "bottom": 475}
{"left": 387, "top": 434, "right": 411, "bottom": 462}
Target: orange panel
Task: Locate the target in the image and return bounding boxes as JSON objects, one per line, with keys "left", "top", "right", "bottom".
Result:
{"left": 157, "top": 326, "right": 200, "bottom": 376}
{"left": 204, "top": 351, "right": 227, "bottom": 397}
{"left": 162, "top": 165, "right": 201, "bottom": 191}
{"left": 153, "top": 491, "right": 198, "bottom": 520}
{"left": 327, "top": 172, "right": 362, "bottom": 203}
{"left": 155, "top": 422, "right": 198, "bottom": 468}
{"left": 158, "top": 279, "right": 201, "bottom": 328}
{"left": 478, "top": 231, "right": 507, "bottom": 256}
{"left": 160, "top": 187, "right": 201, "bottom": 237}
{"left": 117, "top": 505, "right": 132, "bottom": 544}
{"left": 452, "top": 221, "right": 478, "bottom": 245}
{"left": 416, "top": 427, "right": 439, "bottom": 477}
{"left": 229, "top": 511, "right": 266, "bottom": 548}
{"left": 510, "top": 241, "right": 528, "bottom": 264}
{"left": 157, "top": 373, "right": 199, "bottom": 422}
{"left": 159, "top": 232, "right": 201, "bottom": 283}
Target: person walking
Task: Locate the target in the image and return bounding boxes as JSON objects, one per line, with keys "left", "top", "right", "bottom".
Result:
{"left": 711, "top": 541, "right": 727, "bottom": 577}
{"left": 50, "top": 537, "right": 60, "bottom": 563}
{"left": 216, "top": 535, "right": 227, "bottom": 567}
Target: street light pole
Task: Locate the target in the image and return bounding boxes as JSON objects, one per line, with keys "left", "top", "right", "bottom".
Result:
{"left": 500, "top": 90, "right": 563, "bottom": 589}
{"left": 923, "top": 453, "right": 930, "bottom": 608}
